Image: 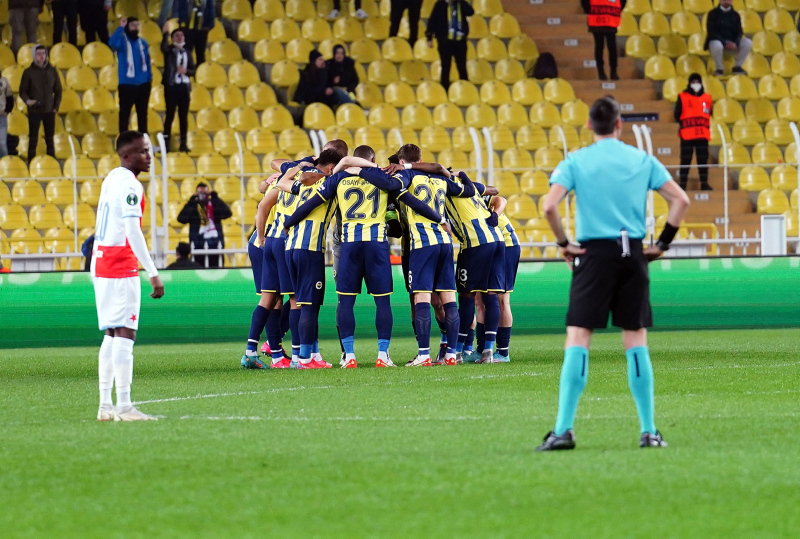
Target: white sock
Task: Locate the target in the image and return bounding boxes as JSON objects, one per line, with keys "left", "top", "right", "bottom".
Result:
{"left": 112, "top": 337, "right": 135, "bottom": 410}
{"left": 99, "top": 335, "right": 114, "bottom": 407}
{"left": 292, "top": 354, "right": 300, "bottom": 363}
{"left": 445, "top": 352, "right": 456, "bottom": 360}
{"left": 377, "top": 351, "right": 389, "bottom": 361}
{"left": 300, "top": 356, "right": 313, "bottom": 364}
{"left": 345, "top": 352, "right": 356, "bottom": 361}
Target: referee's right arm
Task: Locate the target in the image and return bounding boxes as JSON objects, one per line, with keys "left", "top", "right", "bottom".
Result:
{"left": 645, "top": 179, "right": 690, "bottom": 261}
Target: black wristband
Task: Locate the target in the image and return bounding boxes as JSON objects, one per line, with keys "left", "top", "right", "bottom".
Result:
{"left": 658, "top": 222, "right": 679, "bottom": 247}
{"left": 557, "top": 238, "right": 569, "bottom": 248}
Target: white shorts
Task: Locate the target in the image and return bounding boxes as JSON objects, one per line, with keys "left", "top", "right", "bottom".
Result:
{"left": 93, "top": 276, "right": 141, "bottom": 331}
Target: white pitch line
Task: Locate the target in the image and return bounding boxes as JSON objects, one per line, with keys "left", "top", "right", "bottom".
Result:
{"left": 169, "top": 415, "right": 490, "bottom": 421}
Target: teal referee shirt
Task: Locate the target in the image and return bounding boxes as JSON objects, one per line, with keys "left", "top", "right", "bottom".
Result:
{"left": 549, "top": 138, "right": 672, "bottom": 242}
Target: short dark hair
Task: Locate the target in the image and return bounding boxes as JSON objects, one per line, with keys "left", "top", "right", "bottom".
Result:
{"left": 388, "top": 153, "right": 400, "bottom": 165}
{"left": 397, "top": 144, "right": 421, "bottom": 163}
{"left": 353, "top": 145, "right": 375, "bottom": 161}
{"left": 323, "top": 139, "right": 348, "bottom": 159}
{"left": 196, "top": 182, "right": 208, "bottom": 189}
{"left": 176, "top": 242, "right": 191, "bottom": 258}
{"left": 116, "top": 130, "right": 144, "bottom": 152}
{"left": 589, "top": 95, "right": 620, "bottom": 136}
{"left": 314, "top": 149, "right": 342, "bottom": 167}
{"left": 171, "top": 27, "right": 186, "bottom": 38}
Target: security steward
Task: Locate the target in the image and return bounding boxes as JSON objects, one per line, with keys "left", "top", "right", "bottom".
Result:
{"left": 674, "top": 73, "right": 713, "bottom": 191}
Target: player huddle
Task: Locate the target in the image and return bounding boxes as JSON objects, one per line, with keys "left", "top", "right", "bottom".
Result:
{"left": 241, "top": 140, "right": 521, "bottom": 370}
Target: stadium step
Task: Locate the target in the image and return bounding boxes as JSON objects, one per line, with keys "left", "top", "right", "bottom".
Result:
{"left": 571, "top": 79, "right": 658, "bottom": 105}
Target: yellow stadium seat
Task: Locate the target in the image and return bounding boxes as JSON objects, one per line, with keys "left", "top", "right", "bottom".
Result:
{"left": 364, "top": 16, "right": 390, "bottom": 40}
{"left": 229, "top": 106, "right": 261, "bottom": 131}
{"left": 3, "top": 64, "right": 24, "bottom": 93}
{"left": 625, "top": 33, "right": 657, "bottom": 59}
{"left": 0, "top": 203, "right": 30, "bottom": 229}
{"left": 196, "top": 107, "right": 228, "bottom": 132}
{"left": 285, "top": 37, "right": 315, "bottom": 64}
{"left": 675, "top": 54, "right": 707, "bottom": 77}
{"left": 758, "top": 74, "right": 790, "bottom": 101}
{"left": 444, "top": 80, "right": 478, "bottom": 107}
{"left": 96, "top": 154, "right": 120, "bottom": 179}
{"left": 8, "top": 227, "right": 43, "bottom": 254}
{"left": 246, "top": 128, "right": 279, "bottom": 154}
{"left": 764, "top": 119, "right": 794, "bottom": 145}
{"left": 489, "top": 13, "right": 520, "bottom": 38}
{"left": 785, "top": 29, "right": 800, "bottom": 57}
{"left": 496, "top": 102, "right": 528, "bottom": 129}
{"left": 353, "top": 81, "right": 383, "bottom": 108}
{"left": 494, "top": 59, "right": 526, "bottom": 85}
{"left": 222, "top": 0, "right": 253, "bottom": 20}
{"left": 386, "top": 126, "right": 418, "bottom": 148}
{"left": 777, "top": 96, "right": 800, "bottom": 121}
{"left": 16, "top": 44, "right": 36, "bottom": 69}
{"left": 196, "top": 62, "right": 228, "bottom": 89}
{"left": 792, "top": 187, "right": 800, "bottom": 207}
{"left": 550, "top": 125, "right": 582, "bottom": 151}
{"left": 480, "top": 80, "right": 511, "bottom": 106}
{"left": 618, "top": 11, "right": 638, "bottom": 37}
{"left": 43, "top": 227, "right": 79, "bottom": 254}
{"left": 323, "top": 125, "right": 354, "bottom": 149}
{"left": 488, "top": 125, "right": 516, "bottom": 151}
{"left": 507, "top": 34, "right": 539, "bottom": 63}
{"left": 382, "top": 36, "right": 414, "bottom": 63}
{"left": 28, "top": 203, "right": 63, "bottom": 230}
{"left": 182, "top": 130, "right": 211, "bottom": 157}
{"left": 94, "top": 64, "right": 116, "bottom": 93}
{"left": 398, "top": 59, "right": 429, "bottom": 85}
{"left": 11, "top": 179, "right": 45, "bottom": 205}
{"left": 519, "top": 169, "right": 551, "bottom": 195}
{"left": 82, "top": 86, "right": 117, "bottom": 114}
{"left": 727, "top": 74, "right": 759, "bottom": 101}
{"left": 657, "top": 34, "right": 688, "bottom": 58}
{"left": 336, "top": 103, "right": 369, "bottom": 129}
{"left": 0, "top": 156, "right": 27, "bottom": 181}
{"left": 333, "top": 17, "right": 364, "bottom": 41}
{"left": 79, "top": 178, "right": 103, "bottom": 205}
{"left": 62, "top": 203, "right": 95, "bottom": 230}
{"left": 350, "top": 37, "right": 382, "bottom": 63}
{"left": 561, "top": 100, "right": 590, "bottom": 128}
{"left": 211, "top": 39, "right": 244, "bottom": 65}
{"left": 432, "top": 103, "right": 464, "bottom": 128}
{"left": 529, "top": 101, "right": 562, "bottom": 128}
{"left": 418, "top": 125, "right": 451, "bottom": 152}
{"left": 700, "top": 75, "right": 725, "bottom": 101}
{"left": 213, "top": 84, "right": 245, "bottom": 112}
{"left": 739, "top": 165, "right": 772, "bottom": 191}
{"left": 744, "top": 97, "right": 777, "bottom": 122}
{"left": 738, "top": 53, "right": 769, "bottom": 80}
{"left": 433, "top": 149, "right": 467, "bottom": 170}
{"left": 732, "top": 119, "right": 765, "bottom": 145}
{"left": 238, "top": 17, "right": 270, "bottom": 43}
{"left": 516, "top": 125, "right": 549, "bottom": 151}
{"left": 30, "top": 156, "right": 62, "bottom": 182}
{"left": 245, "top": 82, "right": 278, "bottom": 111}
{"left": 764, "top": 8, "right": 794, "bottom": 32}
{"left": 254, "top": 0, "right": 285, "bottom": 20}
{"left": 473, "top": 0, "right": 504, "bottom": 17}
{"left": 771, "top": 52, "right": 800, "bottom": 78}
{"left": 671, "top": 11, "right": 702, "bottom": 36}
{"left": 367, "top": 59, "right": 398, "bottom": 86}
{"left": 653, "top": 0, "right": 683, "bottom": 14}
{"left": 230, "top": 199, "right": 256, "bottom": 226}
{"left": 254, "top": 39, "right": 286, "bottom": 63}
{"left": 771, "top": 164, "right": 798, "bottom": 190}
{"left": 684, "top": 0, "right": 714, "bottom": 13}
{"left": 752, "top": 31, "right": 783, "bottom": 56}
{"left": 713, "top": 97, "right": 746, "bottom": 124}
{"left": 737, "top": 8, "right": 763, "bottom": 34}
{"left": 212, "top": 176, "right": 243, "bottom": 202}
{"left": 213, "top": 128, "right": 241, "bottom": 156}
{"left": 511, "top": 79, "right": 543, "bottom": 106}
{"left": 489, "top": 172, "right": 519, "bottom": 198}
{"left": 49, "top": 42, "right": 81, "bottom": 69}
{"left": 0, "top": 43, "right": 17, "bottom": 70}
{"left": 639, "top": 12, "right": 671, "bottom": 37}
{"left": 466, "top": 58, "right": 494, "bottom": 85}
{"left": 149, "top": 46, "right": 165, "bottom": 70}
{"left": 167, "top": 153, "right": 197, "bottom": 178}
{"left": 271, "top": 60, "right": 302, "bottom": 89}
{"left": 197, "top": 153, "right": 229, "bottom": 177}
{"left": 58, "top": 89, "right": 83, "bottom": 114}
{"left": 178, "top": 178, "right": 202, "bottom": 202}
{"left": 687, "top": 32, "right": 709, "bottom": 56}
{"left": 63, "top": 155, "right": 96, "bottom": 180}
{"left": 384, "top": 81, "right": 416, "bottom": 107}
{"left": 278, "top": 127, "right": 312, "bottom": 155}
{"left": 82, "top": 132, "right": 113, "bottom": 159}
{"left": 367, "top": 103, "right": 400, "bottom": 129}
{"left": 465, "top": 103, "right": 496, "bottom": 129}
{"left": 65, "top": 65, "right": 98, "bottom": 91}
{"left": 230, "top": 150, "right": 261, "bottom": 177}
{"left": 476, "top": 36, "right": 507, "bottom": 62}
{"left": 451, "top": 126, "right": 478, "bottom": 152}
{"left": 644, "top": 54, "right": 676, "bottom": 80}
{"left": 414, "top": 80, "right": 446, "bottom": 107}
{"left": 229, "top": 61, "right": 262, "bottom": 89}
{"left": 501, "top": 148, "right": 534, "bottom": 170}
{"left": 723, "top": 143, "right": 752, "bottom": 166}
{"left": 299, "top": 16, "right": 331, "bottom": 40}
{"left": 271, "top": 18, "right": 303, "bottom": 43}
{"left": 783, "top": 209, "right": 799, "bottom": 236}
{"left": 534, "top": 146, "right": 564, "bottom": 170}
{"left": 757, "top": 188, "right": 791, "bottom": 213}
{"left": 62, "top": 109, "right": 97, "bottom": 137}
{"left": 303, "top": 103, "right": 336, "bottom": 130}
{"left": 317, "top": 39, "right": 344, "bottom": 59}
{"left": 661, "top": 76, "right": 684, "bottom": 102}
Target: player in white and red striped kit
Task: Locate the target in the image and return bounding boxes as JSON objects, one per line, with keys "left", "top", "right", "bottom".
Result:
{"left": 91, "top": 131, "right": 165, "bottom": 422}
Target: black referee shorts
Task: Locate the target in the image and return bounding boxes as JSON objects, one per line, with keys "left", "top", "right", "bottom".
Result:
{"left": 566, "top": 239, "right": 653, "bottom": 331}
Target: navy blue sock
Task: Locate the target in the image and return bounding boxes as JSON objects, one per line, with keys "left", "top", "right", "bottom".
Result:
{"left": 374, "top": 295, "right": 393, "bottom": 341}
{"left": 246, "top": 305, "right": 269, "bottom": 354}
{"left": 475, "top": 322, "right": 485, "bottom": 354}
{"left": 266, "top": 309, "right": 283, "bottom": 361}
{"left": 497, "top": 326, "right": 512, "bottom": 357}
{"left": 443, "top": 302, "right": 459, "bottom": 354}
{"left": 482, "top": 293, "right": 500, "bottom": 353}
{"left": 415, "top": 302, "right": 431, "bottom": 357}
{"left": 289, "top": 307, "right": 301, "bottom": 358}
{"left": 298, "top": 304, "right": 317, "bottom": 360}
{"left": 457, "top": 295, "right": 475, "bottom": 352}
{"left": 337, "top": 294, "right": 357, "bottom": 339}
{"left": 464, "top": 327, "right": 474, "bottom": 352}
{"left": 280, "top": 301, "right": 291, "bottom": 338}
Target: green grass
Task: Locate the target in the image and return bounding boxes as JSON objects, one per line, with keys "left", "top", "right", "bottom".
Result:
{"left": 2, "top": 329, "right": 800, "bottom": 537}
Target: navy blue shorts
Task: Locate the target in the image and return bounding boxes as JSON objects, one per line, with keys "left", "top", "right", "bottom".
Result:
{"left": 504, "top": 244, "right": 521, "bottom": 293}
{"left": 262, "top": 235, "right": 293, "bottom": 294}
{"left": 456, "top": 242, "right": 506, "bottom": 294}
{"left": 337, "top": 241, "right": 393, "bottom": 296}
{"left": 248, "top": 239, "right": 264, "bottom": 294}
{"left": 288, "top": 249, "right": 326, "bottom": 305}
{"left": 407, "top": 244, "right": 456, "bottom": 294}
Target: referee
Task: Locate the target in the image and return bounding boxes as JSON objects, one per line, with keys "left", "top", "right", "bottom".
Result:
{"left": 536, "top": 96, "right": 690, "bottom": 451}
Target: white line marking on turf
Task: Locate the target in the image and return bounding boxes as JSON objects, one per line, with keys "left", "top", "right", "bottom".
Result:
{"left": 168, "top": 415, "right": 490, "bottom": 421}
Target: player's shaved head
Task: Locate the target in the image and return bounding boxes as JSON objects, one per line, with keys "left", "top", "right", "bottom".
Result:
{"left": 116, "top": 130, "right": 150, "bottom": 175}
{"left": 323, "top": 139, "right": 349, "bottom": 159}
{"left": 315, "top": 149, "right": 342, "bottom": 168}
{"left": 388, "top": 153, "right": 400, "bottom": 165}
{"left": 589, "top": 95, "right": 621, "bottom": 136}
{"left": 397, "top": 144, "right": 421, "bottom": 164}
{"left": 353, "top": 145, "right": 375, "bottom": 162}
{"left": 116, "top": 130, "right": 144, "bottom": 153}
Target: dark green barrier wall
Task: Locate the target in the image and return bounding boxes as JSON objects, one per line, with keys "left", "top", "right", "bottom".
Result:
{"left": 1, "top": 258, "right": 799, "bottom": 348}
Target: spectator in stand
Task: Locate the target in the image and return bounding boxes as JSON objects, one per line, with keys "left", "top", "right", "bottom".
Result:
{"left": 81, "top": 233, "right": 95, "bottom": 271}
{"left": 19, "top": 45, "right": 62, "bottom": 163}
{"left": 674, "top": 73, "right": 713, "bottom": 191}
{"left": 581, "top": 0, "right": 626, "bottom": 81}
{"left": 9, "top": 0, "right": 41, "bottom": 53}
{"left": 390, "top": 0, "right": 423, "bottom": 44}
{"left": 177, "top": 183, "right": 232, "bottom": 268}
{"left": 705, "top": 0, "right": 752, "bottom": 76}
{"left": 79, "top": 0, "right": 112, "bottom": 45}
{"left": 426, "top": 0, "right": 473, "bottom": 90}
{"left": 327, "top": 44, "right": 359, "bottom": 98}
{"left": 175, "top": 0, "right": 217, "bottom": 66}
{"left": 295, "top": 50, "right": 355, "bottom": 109}
{"left": 162, "top": 25, "right": 194, "bottom": 153}
{"left": 110, "top": 17, "right": 153, "bottom": 135}
{"left": 167, "top": 242, "right": 202, "bottom": 269}
{"left": 159, "top": 0, "right": 176, "bottom": 27}
{"left": 52, "top": 0, "right": 79, "bottom": 47}
{"left": 0, "top": 74, "right": 13, "bottom": 158}
{"left": 328, "top": 0, "right": 368, "bottom": 20}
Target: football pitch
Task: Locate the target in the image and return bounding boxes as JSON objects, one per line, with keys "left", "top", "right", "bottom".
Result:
{"left": 2, "top": 328, "right": 799, "bottom": 537}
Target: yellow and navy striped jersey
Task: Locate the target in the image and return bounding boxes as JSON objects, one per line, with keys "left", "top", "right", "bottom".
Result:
{"left": 391, "top": 170, "right": 468, "bottom": 250}
{"left": 265, "top": 167, "right": 318, "bottom": 240}
{"left": 444, "top": 181, "right": 503, "bottom": 249}
{"left": 285, "top": 175, "right": 339, "bottom": 252}
{"left": 484, "top": 195, "right": 520, "bottom": 247}
{"left": 316, "top": 171, "right": 390, "bottom": 243}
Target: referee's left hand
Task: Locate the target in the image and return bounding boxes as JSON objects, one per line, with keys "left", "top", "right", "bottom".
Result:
{"left": 643, "top": 245, "right": 664, "bottom": 262}
{"left": 559, "top": 243, "right": 585, "bottom": 267}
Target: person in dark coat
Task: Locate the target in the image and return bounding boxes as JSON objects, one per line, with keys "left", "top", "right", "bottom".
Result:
{"left": 704, "top": 0, "right": 752, "bottom": 76}
{"left": 162, "top": 25, "right": 195, "bottom": 152}
{"left": 426, "top": 0, "right": 473, "bottom": 90}
{"left": 177, "top": 183, "right": 232, "bottom": 268}
{"left": 295, "top": 50, "right": 354, "bottom": 108}
{"left": 52, "top": 0, "right": 78, "bottom": 46}
{"left": 326, "top": 44, "right": 359, "bottom": 95}
{"left": 167, "top": 242, "right": 202, "bottom": 269}
{"left": 174, "top": 0, "right": 217, "bottom": 66}
{"left": 79, "top": 0, "right": 111, "bottom": 45}
{"left": 19, "top": 45, "right": 62, "bottom": 162}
